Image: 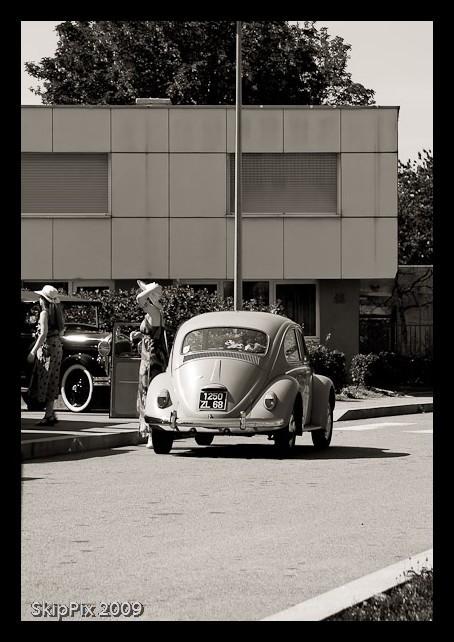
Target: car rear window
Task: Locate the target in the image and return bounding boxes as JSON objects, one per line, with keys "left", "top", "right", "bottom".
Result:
{"left": 182, "top": 327, "right": 268, "bottom": 355}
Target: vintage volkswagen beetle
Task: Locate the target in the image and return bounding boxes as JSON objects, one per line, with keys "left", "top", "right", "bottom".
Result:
{"left": 21, "top": 290, "right": 112, "bottom": 412}
{"left": 144, "top": 310, "right": 335, "bottom": 455}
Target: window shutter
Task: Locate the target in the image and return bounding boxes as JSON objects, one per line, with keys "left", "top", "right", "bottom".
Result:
{"left": 21, "top": 153, "right": 108, "bottom": 214}
{"left": 230, "top": 153, "right": 337, "bottom": 214}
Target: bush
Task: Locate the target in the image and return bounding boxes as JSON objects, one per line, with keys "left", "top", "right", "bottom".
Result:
{"left": 350, "top": 352, "right": 432, "bottom": 388}
{"left": 307, "top": 339, "right": 347, "bottom": 392}
{"left": 75, "top": 285, "right": 286, "bottom": 333}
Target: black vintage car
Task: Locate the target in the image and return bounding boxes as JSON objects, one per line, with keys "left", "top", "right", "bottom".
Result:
{"left": 21, "top": 290, "right": 112, "bottom": 412}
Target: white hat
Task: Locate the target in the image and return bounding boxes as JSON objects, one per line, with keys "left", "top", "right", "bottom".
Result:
{"left": 34, "top": 285, "right": 60, "bottom": 304}
{"left": 137, "top": 280, "right": 163, "bottom": 310}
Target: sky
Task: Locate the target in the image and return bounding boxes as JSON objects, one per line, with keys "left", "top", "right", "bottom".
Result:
{"left": 20, "top": 20, "right": 433, "bottom": 164}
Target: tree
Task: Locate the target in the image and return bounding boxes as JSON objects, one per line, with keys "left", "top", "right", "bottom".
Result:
{"left": 24, "top": 21, "right": 375, "bottom": 106}
{"left": 398, "top": 149, "right": 433, "bottom": 265}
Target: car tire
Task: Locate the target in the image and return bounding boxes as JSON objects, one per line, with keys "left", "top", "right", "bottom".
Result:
{"left": 274, "top": 411, "right": 297, "bottom": 452}
{"left": 311, "top": 402, "right": 333, "bottom": 449}
{"left": 60, "top": 363, "right": 95, "bottom": 413}
{"left": 194, "top": 434, "right": 214, "bottom": 446}
{"left": 151, "top": 430, "right": 173, "bottom": 454}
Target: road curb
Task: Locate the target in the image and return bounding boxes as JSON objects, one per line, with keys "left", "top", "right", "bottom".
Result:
{"left": 335, "top": 402, "right": 433, "bottom": 422}
{"left": 21, "top": 430, "right": 139, "bottom": 461}
{"left": 261, "top": 549, "right": 433, "bottom": 621}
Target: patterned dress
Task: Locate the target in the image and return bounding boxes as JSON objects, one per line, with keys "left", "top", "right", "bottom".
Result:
{"left": 137, "top": 316, "right": 166, "bottom": 436}
{"left": 29, "top": 311, "right": 63, "bottom": 403}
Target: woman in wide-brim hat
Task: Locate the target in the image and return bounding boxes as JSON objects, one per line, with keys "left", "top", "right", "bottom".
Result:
{"left": 27, "top": 285, "right": 65, "bottom": 425}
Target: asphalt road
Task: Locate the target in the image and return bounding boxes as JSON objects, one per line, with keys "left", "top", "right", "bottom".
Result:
{"left": 20, "top": 412, "right": 433, "bottom": 622}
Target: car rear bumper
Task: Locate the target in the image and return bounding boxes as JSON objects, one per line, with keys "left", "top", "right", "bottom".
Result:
{"left": 144, "top": 411, "right": 286, "bottom": 434}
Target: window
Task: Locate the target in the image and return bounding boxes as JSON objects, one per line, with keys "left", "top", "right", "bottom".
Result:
{"left": 229, "top": 153, "right": 338, "bottom": 215}
{"left": 223, "top": 281, "right": 269, "bottom": 304}
{"left": 182, "top": 327, "right": 268, "bottom": 355}
{"left": 276, "top": 284, "right": 316, "bottom": 336}
{"left": 21, "top": 153, "right": 109, "bottom": 216}
{"left": 283, "top": 329, "right": 302, "bottom": 365}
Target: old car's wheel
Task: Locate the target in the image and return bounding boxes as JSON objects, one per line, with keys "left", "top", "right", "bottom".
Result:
{"left": 194, "top": 434, "right": 214, "bottom": 446}
{"left": 151, "top": 430, "right": 173, "bottom": 454}
{"left": 311, "top": 402, "right": 334, "bottom": 449}
{"left": 274, "top": 412, "right": 297, "bottom": 452}
{"left": 60, "top": 364, "right": 94, "bottom": 413}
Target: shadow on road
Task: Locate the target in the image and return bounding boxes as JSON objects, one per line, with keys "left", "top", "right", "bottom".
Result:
{"left": 171, "top": 444, "right": 410, "bottom": 460}
{"left": 21, "top": 448, "right": 136, "bottom": 465}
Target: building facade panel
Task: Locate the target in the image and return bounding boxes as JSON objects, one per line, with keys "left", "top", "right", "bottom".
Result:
{"left": 283, "top": 218, "right": 341, "bottom": 278}
{"left": 53, "top": 219, "right": 112, "bottom": 279}
{"left": 169, "top": 108, "right": 227, "bottom": 152}
{"left": 52, "top": 107, "right": 111, "bottom": 152}
{"left": 283, "top": 108, "right": 340, "bottom": 152}
{"left": 111, "top": 108, "right": 169, "bottom": 152}
{"left": 226, "top": 218, "right": 284, "bottom": 279}
{"left": 112, "top": 218, "right": 169, "bottom": 278}
{"left": 341, "top": 218, "right": 398, "bottom": 278}
{"left": 169, "top": 153, "right": 226, "bottom": 217}
{"left": 21, "top": 107, "right": 53, "bottom": 152}
{"left": 21, "top": 218, "right": 54, "bottom": 278}
{"left": 111, "top": 153, "right": 169, "bottom": 217}
{"left": 170, "top": 218, "right": 227, "bottom": 278}
{"left": 319, "top": 280, "right": 360, "bottom": 366}
{"left": 341, "top": 152, "right": 398, "bottom": 217}
{"left": 341, "top": 107, "right": 398, "bottom": 152}
{"left": 227, "top": 108, "right": 284, "bottom": 152}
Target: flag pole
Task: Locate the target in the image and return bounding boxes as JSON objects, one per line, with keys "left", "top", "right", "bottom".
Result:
{"left": 234, "top": 20, "right": 243, "bottom": 311}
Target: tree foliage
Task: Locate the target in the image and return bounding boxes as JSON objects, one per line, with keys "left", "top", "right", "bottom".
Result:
{"left": 398, "top": 149, "right": 433, "bottom": 265}
{"left": 24, "top": 21, "right": 375, "bottom": 106}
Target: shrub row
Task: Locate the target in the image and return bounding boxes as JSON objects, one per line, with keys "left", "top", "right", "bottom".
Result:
{"left": 350, "top": 352, "right": 433, "bottom": 388}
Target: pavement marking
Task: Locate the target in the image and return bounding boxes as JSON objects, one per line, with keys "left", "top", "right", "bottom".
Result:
{"left": 335, "top": 421, "right": 416, "bottom": 431}
{"left": 404, "top": 429, "right": 433, "bottom": 434}
{"left": 261, "top": 549, "right": 433, "bottom": 621}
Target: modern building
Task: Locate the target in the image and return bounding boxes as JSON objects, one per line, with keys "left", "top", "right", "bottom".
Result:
{"left": 21, "top": 104, "right": 399, "bottom": 363}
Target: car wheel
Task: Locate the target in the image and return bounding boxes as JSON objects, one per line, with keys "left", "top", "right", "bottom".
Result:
{"left": 151, "top": 430, "right": 173, "bottom": 454}
{"left": 21, "top": 392, "right": 45, "bottom": 411}
{"left": 274, "top": 412, "right": 297, "bottom": 452}
{"left": 311, "top": 402, "right": 333, "bottom": 449}
{"left": 194, "top": 434, "right": 214, "bottom": 446}
{"left": 60, "top": 363, "right": 94, "bottom": 413}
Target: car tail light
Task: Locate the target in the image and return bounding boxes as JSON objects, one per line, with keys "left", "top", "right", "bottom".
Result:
{"left": 264, "top": 392, "right": 277, "bottom": 410}
{"left": 157, "top": 389, "right": 170, "bottom": 408}
{"left": 98, "top": 340, "right": 111, "bottom": 357}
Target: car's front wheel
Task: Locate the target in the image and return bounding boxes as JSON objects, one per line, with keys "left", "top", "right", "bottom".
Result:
{"left": 60, "top": 363, "right": 94, "bottom": 413}
{"left": 311, "top": 402, "right": 333, "bottom": 449}
{"left": 274, "top": 412, "right": 297, "bottom": 452}
{"left": 151, "top": 430, "right": 173, "bottom": 454}
{"left": 194, "top": 434, "right": 214, "bottom": 446}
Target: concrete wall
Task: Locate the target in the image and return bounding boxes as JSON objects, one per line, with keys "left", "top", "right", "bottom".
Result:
{"left": 319, "top": 280, "right": 360, "bottom": 367}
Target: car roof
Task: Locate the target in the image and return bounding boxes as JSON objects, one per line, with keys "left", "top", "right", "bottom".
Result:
{"left": 178, "top": 310, "right": 295, "bottom": 337}
{"left": 21, "top": 289, "right": 99, "bottom": 304}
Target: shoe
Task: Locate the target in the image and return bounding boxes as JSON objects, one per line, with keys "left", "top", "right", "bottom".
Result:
{"left": 145, "top": 434, "right": 154, "bottom": 449}
{"left": 36, "top": 416, "right": 57, "bottom": 426}
{"left": 50, "top": 413, "right": 59, "bottom": 424}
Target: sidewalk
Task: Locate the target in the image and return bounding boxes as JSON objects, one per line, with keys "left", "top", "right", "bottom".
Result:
{"left": 20, "top": 393, "right": 433, "bottom": 461}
